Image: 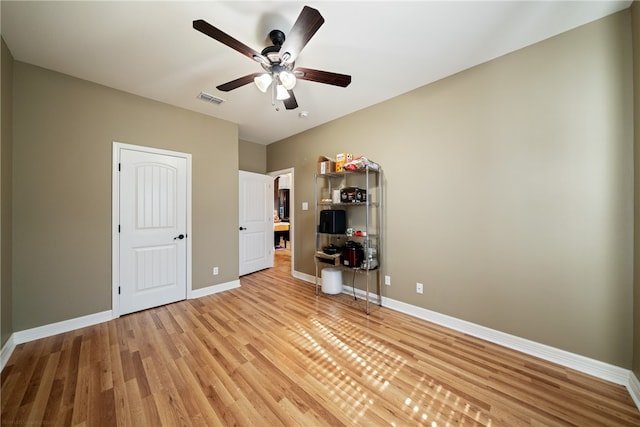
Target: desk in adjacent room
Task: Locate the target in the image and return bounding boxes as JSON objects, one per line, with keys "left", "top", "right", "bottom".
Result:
{"left": 274, "top": 222, "right": 289, "bottom": 248}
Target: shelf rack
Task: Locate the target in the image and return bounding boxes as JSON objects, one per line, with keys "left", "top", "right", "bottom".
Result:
{"left": 313, "top": 165, "right": 383, "bottom": 314}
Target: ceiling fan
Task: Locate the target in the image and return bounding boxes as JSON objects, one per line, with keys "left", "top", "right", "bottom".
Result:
{"left": 193, "top": 5, "right": 351, "bottom": 111}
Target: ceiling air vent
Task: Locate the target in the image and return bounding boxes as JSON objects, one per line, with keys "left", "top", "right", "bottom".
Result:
{"left": 197, "top": 91, "right": 224, "bottom": 105}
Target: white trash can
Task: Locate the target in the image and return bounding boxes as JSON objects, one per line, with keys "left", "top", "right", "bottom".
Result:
{"left": 321, "top": 268, "right": 343, "bottom": 294}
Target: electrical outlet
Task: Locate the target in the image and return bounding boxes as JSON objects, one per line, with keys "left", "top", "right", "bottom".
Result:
{"left": 416, "top": 282, "right": 424, "bottom": 294}
{"left": 302, "top": 202, "right": 309, "bottom": 211}
{"left": 213, "top": 267, "right": 219, "bottom": 276}
{"left": 385, "top": 275, "right": 391, "bottom": 286}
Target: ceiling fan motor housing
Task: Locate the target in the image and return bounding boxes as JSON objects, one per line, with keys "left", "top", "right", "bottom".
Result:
{"left": 262, "top": 30, "right": 288, "bottom": 64}
{"left": 269, "top": 29, "right": 286, "bottom": 47}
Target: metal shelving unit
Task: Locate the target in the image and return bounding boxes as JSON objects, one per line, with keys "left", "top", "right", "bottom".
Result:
{"left": 313, "top": 165, "right": 383, "bottom": 314}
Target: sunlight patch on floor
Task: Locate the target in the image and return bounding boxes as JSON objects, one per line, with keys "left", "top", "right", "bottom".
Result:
{"left": 288, "top": 313, "right": 494, "bottom": 425}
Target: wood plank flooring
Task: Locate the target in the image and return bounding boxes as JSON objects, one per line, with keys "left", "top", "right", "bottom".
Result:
{"left": 273, "top": 246, "right": 292, "bottom": 274}
{"left": 2, "top": 263, "right": 639, "bottom": 426}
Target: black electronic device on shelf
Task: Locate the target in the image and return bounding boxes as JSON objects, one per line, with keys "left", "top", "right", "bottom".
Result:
{"left": 318, "top": 209, "right": 346, "bottom": 234}
{"left": 322, "top": 243, "right": 342, "bottom": 255}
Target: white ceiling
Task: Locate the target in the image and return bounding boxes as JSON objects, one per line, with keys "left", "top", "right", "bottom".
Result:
{"left": 1, "top": 1, "right": 631, "bottom": 145}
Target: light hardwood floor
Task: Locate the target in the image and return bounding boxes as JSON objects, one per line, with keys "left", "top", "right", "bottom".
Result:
{"left": 274, "top": 245, "right": 292, "bottom": 274}
{"left": 2, "top": 262, "right": 639, "bottom": 426}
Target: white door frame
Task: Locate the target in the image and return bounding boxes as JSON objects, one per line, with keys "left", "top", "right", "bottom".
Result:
{"left": 111, "top": 142, "right": 192, "bottom": 318}
{"left": 269, "top": 167, "right": 295, "bottom": 276}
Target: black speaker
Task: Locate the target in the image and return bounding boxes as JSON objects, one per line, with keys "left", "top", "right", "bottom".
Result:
{"left": 319, "top": 210, "right": 346, "bottom": 234}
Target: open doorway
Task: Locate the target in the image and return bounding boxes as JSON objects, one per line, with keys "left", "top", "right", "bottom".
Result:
{"left": 269, "top": 168, "right": 294, "bottom": 275}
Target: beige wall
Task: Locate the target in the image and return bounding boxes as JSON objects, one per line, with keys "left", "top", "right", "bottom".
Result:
{"left": 268, "top": 11, "right": 634, "bottom": 367}
{"left": 12, "top": 62, "right": 239, "bottom": 331}
{"left": 632, "top": 1, "right": 640, "bottom": 378}
{"left": 1, "top": 38, "right": 14, "bottom": 347}
{"left": 239, "top": 139, "right": 267, "bottom": 174}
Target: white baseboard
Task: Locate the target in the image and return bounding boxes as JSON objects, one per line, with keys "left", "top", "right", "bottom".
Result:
{"left": 1, "top": 310, "right": 113, "bottom": 372}
{"left": 0, "top": 281, "right": 241, "bottom": 372}
{"left": 1, "top": 333, "right": 16, "bottom": 372}
{"left": 292, "top": 270, "right": 316, "bottom": 284}
{"left": 380, "top": 296, "right": 631, "bottom": 386}
{"left": 14, "top": 310, "right": 113, "bottom": 346}
{"left": 190, "top": 279, "right": 240, "bottom": 299}
{"left": 629, "top": 371, "right": 640, "bottom": 410}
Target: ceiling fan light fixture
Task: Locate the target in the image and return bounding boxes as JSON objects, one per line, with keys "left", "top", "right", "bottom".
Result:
{"left": 276, "top": 85, "right": 290, "bottom": 100}
{"left": 254, "top": 73, "right": 272, "bottom": 93}
{"left": 279, "top": 70, "right": 296, "bottom": 90}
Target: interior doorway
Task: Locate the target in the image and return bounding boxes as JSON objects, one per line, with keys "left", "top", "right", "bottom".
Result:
{"left": 269, "top": 168, "right": 294, "bottom": 275}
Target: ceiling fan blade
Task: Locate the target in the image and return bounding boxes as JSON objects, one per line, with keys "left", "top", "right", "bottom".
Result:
{"left": 216, "top": 73, "right": 264, "bottom": 92}
{"left": 294, "top": 67, "right": 351, "bottom": 87}
{"left": 283, "top": 90, "right": 298, "bottom": 110}
{"left": 193, "top": 19, "right": 267, "bottom": 64}
{"left": 279, "top": 6, "right": 324, "bottom": 65}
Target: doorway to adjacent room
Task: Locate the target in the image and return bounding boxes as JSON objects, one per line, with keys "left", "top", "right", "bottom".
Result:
{"left": 270, "top": 168, "right": 294, "bottom": 276}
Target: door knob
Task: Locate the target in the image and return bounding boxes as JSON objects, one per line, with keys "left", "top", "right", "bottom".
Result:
{"left": 239, "top": 227, "right": 247, "bottom": 231}
{"left": 174, "top": 234, "right": 185, "bottom": 240}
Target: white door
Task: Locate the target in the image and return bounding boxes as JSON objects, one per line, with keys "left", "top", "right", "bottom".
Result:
{"left": 239, "top": 171, "right": 273, "bottom": 275}
{"left": 118, "top": 147, "right": 189, "bottom": 315}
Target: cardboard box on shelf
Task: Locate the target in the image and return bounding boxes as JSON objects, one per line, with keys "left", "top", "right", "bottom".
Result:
{"left": 317, "top": 156, "right": 335, "bottom": 174}
{"left": 335, "top": 152, "right": 353, "bottom": 172}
